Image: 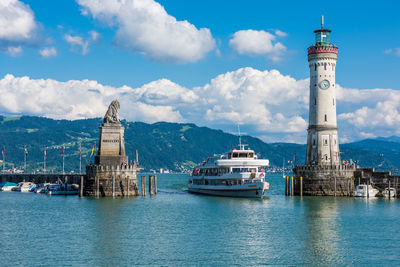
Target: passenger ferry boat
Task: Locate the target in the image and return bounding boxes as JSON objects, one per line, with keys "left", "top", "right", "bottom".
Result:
{"left": 188, "top": 143, "right": 269, "bottom": 198}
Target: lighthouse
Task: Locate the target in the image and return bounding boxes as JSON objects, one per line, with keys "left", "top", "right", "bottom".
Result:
{"left": 293, "top": 16, "right": 355, "bottom": 196}
{"left": 306, "top": 15, "right": 340, "bottom": 166}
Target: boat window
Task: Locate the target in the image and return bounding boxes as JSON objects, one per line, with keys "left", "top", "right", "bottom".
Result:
{"left": 249, "top": 153, "right": 254, "bottom": 158}
{"left": 239, "top": 153, "right": 247, "bottom": 158}
{"left": 228, "top": 153, "right": 232, "bottom": 159}
{"left": 232, "top": 153, "right": 238, "bottom": 158}
{"left": 232, "top": 168, "right": 240, "bottom": 173}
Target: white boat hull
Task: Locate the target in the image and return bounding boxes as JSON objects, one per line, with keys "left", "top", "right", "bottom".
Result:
{"left": 47, "top": 190, "right": 78, "bottom": 195}
{"left": 20, "top": 187, "right": 33, "bottom": 192}
{"left": 188, "top": 182, "right": 268, "bottom": 198}
{"left": 354, "top": 185, "right": 379, "bottom": 197}
{"left": 1, "top": 186, "right": 16, "bottom": 191}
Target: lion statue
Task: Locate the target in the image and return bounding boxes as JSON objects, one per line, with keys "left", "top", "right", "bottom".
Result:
{"left": 103, "top": 100, "right": 120, "bottom": 124}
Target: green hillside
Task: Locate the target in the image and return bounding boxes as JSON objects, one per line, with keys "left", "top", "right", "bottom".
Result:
{"left": 0, "top": 116, "right": 398, "bottom": 173}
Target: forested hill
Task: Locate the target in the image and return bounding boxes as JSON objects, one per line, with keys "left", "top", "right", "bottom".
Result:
{"left": 0, "top": 115, "right": 398, "bottom": 173}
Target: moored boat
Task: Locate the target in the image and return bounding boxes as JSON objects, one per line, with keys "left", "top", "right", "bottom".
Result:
{"left": 34, "top": 183, "right": 50, "bottom": 193}
{"left": 382, "top": 187, "right": 396, "bottom": 198}
{"left": 188, "top": 144, "right": 269, "bottom": 198}
{"left": 354, "top": 184, "right": 379, "bottom": 197}
{"left": 46, "top": 184, "right": 79, "bottom": 195}
{"left": 12, "top": 182, "right": 35, "bottom": 192}
{"left": 0, "top": 182, "right": 18, "bottom": 191}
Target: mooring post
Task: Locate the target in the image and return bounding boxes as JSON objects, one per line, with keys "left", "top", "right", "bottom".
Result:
{"left": 141, "top": 176, "right": 146, "bottom": 196}
{"left": 389, "top": 179, "right": 391, "bottom": 200}
{"left": 79, "top": 175, "right": 84, "bottom": 197}
{"left": 149, "top": 175, "right": 154, "bottom": 196}
{"left": 300, "top": 176, "right": 303, "bottom": 197}
{"left": 284, "top": 176, "right": 288, "bottom": 196}
{"left": 334, "top": 176, "right": 337, "bottom": 197}
{"left": 291, "top": 176, "right": 294, "bottom": 196}
{"left": 154, "top": 175, "right": 157, "bottom": 195}
{"left": 112, "top": 175, "right": 115, "bottom": 197}
{"left": 367, "top": 181, "right": 369, "bottom": 198}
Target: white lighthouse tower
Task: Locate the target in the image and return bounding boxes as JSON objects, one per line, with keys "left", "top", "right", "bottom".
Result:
{"left": 306, "top": 15, "right": 340, "bottom": 166}
{"left": 293, "top": 16, "right": 355, "bottom": 197}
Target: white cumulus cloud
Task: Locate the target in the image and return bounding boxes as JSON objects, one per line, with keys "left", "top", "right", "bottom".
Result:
{"left": 64, "top": 34, "right": 90, "bottom": 55}
{"left": 0, "top": 68, "right": 399, "bottom": 143}
{"left": 229, "top": 30, "right": 287, "bottom": 62}
{"left": 39, "top": 47, "right": 57, "bottom": 58}
{"left": 0, "top": 0, "right": 41, "bottom": 54}
{"left": 76, "top": 0, "right": 215, "bottom": 63}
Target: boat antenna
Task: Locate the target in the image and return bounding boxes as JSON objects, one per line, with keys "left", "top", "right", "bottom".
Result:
{"left": 237, "top": 124, "right": 242, "bottom": 150}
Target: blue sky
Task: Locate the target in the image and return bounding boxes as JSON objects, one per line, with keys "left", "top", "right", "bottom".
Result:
{"left": 0, "top": 0, "right": 399, "bottom": 143}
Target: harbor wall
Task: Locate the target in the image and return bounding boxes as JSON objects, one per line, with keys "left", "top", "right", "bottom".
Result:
{"left": 84, "top": 164, "right": 139, "bottom": 197}
{"left": 354, "top": 168, "right": 400, "bottom": 191}
{"left": 294, "top": 164, "right": 356, "bottom": 196}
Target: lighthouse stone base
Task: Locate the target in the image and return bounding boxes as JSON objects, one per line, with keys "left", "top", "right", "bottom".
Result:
{"left": 293, "top": 165, "right": 356, "bottom": 196}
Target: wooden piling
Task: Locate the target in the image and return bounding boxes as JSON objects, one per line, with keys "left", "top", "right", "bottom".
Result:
{"left": 141, "top": 176, "right": 146, "bottom": 196}
{"left": 79, "top": 175, "right": 83, "bottom": 197}
{"left": 149, "top": 175, "right": 154, "bottom": 196}
{"left": 300, "top": 176, "right": 303, "bottom": 197}
{"left": 154, "top": 175, "right": 158, "bottom": 195}
{"left": 367, "top": 181, "right": 369, "bottom": 198}
{"left": 389, "top": 179, "right": 391, "bottom": 200}
{"left": 284, "top": 176, "right": 288, "bottom": 196}
{"left": 291, "top": 176, "right": 294, "bottom": 196}
{"left": 112, "top": 175, "right": 115, "bottom": 197}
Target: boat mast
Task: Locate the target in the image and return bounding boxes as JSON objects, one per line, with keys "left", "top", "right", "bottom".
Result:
{"left": 237, "top": 124, "right": 246, "bottom": 150}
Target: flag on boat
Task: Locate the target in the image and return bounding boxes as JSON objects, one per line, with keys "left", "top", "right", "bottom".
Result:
{"left": 61, "top": 146, "right": 64, "bottom": 157}
{"left": 90, "top": 144, "right": 95, "bottom": 157}
{"left": 44, "top": 148, "right": 47, "bottom": 159}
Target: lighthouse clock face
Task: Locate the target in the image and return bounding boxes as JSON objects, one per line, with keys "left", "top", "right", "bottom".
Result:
{"left": 319, "top": 80, "right": 330, "bottom": 90}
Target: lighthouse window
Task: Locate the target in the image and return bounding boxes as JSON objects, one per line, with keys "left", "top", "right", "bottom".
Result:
{"left": 324, "top": 139, "right": 328, "bottom": 145}
{"left": 324, "top": 63, "right": 327, "bottom": 70}
{"left": 314, "top": 64, "right": 317, "bottom": 71}
{"left": 324, "top": 114, "right": 327, "bottom": 122}
{"left": 325, "top": 155, "right": 328, "bottom": 161}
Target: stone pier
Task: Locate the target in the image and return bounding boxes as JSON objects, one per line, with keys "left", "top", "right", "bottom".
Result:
{"left": 83, "top": 100, "right": 140, "bottom": 197}
{"left": 293, "top": 165, "right": 356, "bottom": 196}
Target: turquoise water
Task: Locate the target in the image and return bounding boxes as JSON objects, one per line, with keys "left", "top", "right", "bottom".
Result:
{"left": 1, "top": 173, "right": 399, "bottom": 266}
